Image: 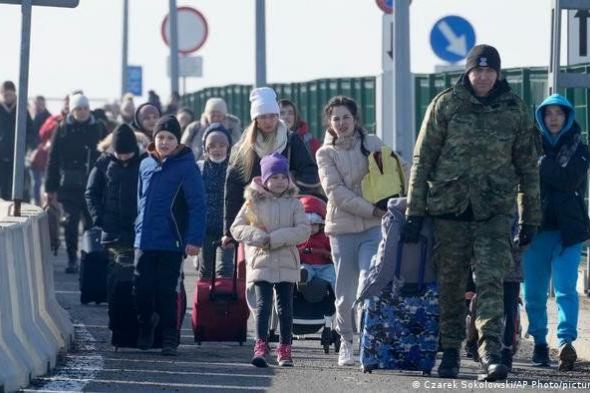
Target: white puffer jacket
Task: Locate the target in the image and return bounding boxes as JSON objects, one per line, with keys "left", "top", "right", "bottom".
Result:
{"left": 230, "top": 178, "right": 310, "bottom": 284}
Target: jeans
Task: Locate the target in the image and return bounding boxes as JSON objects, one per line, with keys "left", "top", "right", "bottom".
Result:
{"left": 254, "top": 281, "right": 294, "bottom": 345}
{"left": 523, "top": 231, "right": 581, "bottom": 346}
{"left": 330, "top": 226, "right": 381, "bottom": 342}
{"left": 29, "top": 168, "right": 44, "bottom": 206}
{"left": 301, "top": 264, "right": 336, "bottom": 290}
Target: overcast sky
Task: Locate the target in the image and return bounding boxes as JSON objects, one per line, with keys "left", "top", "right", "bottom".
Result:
{"left": 0, "top": 0, "right": 564, "bottom": 111}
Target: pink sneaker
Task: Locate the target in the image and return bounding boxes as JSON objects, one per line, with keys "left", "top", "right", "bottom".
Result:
{"left": 276, "top": 343, "right": 293, "bottom": 367}
{"left": 251, "top": 339, "right": 269, "bottom": 368}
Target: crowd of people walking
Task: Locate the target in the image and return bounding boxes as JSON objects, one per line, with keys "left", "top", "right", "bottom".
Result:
{"left": 0, "top": 43, "right": 587, "bottom": 380}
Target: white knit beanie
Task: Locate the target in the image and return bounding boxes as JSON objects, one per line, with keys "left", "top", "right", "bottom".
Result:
{"left": 249, "top": 87, "right": 280, "bottom": 120}
{"left": 204, "top": 97, "right": 228, "bottom": 115}
{"left": 70, "top": 93, "right": 89, "bottom": 110}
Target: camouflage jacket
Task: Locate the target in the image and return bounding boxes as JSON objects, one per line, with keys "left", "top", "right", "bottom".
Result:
{"left": 406, "top": 79, "right": 541, "bottom": 225}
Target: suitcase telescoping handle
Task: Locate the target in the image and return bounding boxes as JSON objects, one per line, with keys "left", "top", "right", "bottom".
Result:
{"left": 394, "top": 235, "right": 428, "bottom": 292}
{"left": 209, "top": 240, "right": 239, "bottom": 301}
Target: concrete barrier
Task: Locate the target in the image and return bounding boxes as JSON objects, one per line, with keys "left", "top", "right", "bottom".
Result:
{"left": 0, "top": 201, "right": 73, "bottom": 393}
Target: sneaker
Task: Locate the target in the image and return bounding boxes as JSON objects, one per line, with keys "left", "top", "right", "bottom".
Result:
{"left": 251, "top": 339, "right": 269, "bottom": 368}
{"left": 276, "top": 343, "right": 294, "bottom": 367}
{"left": 558, "top": 343, "right": 577, "bottom": 371}
{"left": 532, "top": 343, "right": 550, "bottom": 367}
{"left": 337, "top": 340, "right": 354, "bottom": 366}
{"left": 137, "top": 313, "right": 160, "bottom": 350}
{"left": 438, "top": 348, "right": 460, "bottom": 378}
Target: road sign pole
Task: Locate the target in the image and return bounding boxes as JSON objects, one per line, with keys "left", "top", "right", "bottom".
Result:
{"left": 168, "top": 0, "right": 180, "bottom": 95}
{"left": 392, "top": 0, "right": 413, "bottom": 160}
{"left": 376, "top": 12, "right": 394, "bottom": 147}
{"left": 255, "top": 0, "right": 267, "bottom": 87}
{"left": 11, "top": 0, "right": 33, "bottom": 216}
{"left": 121, "top": 0, "right": 129, "bottom": 97}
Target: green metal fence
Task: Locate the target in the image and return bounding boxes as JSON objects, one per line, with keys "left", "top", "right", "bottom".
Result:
{"left": 182, "top": 64, "right": 590, "bottom": 139}
{"left": 182, "top": 77, "right": 376, "bottom": 138}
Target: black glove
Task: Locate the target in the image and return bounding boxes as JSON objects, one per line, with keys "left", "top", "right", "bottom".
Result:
{"left": 400, "top": 216, "right": 424, "bottom": 243}
{"left": 514, "top": 224, "right": 537, "bottom": 248}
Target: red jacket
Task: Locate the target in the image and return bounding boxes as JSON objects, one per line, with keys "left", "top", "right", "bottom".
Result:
{"left": 295, "top": 121, "right": 321, "bottom": 159}
{"left": 297, "top": 231, "right": 331, "bottom": 265}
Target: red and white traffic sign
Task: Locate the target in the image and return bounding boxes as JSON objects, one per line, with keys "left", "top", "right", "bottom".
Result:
{"left": 161, "top": 6, "right": 208, "bottom": 55}
{"left": 375, "top": 0, "right": 412, "bottom": 14}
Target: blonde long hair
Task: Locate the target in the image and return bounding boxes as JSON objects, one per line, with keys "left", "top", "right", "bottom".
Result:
{"left": 231, "top": 120, "right": 280, "bottom": 181}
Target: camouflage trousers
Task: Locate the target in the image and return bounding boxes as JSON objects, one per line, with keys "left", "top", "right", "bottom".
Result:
{"left": 433, "top": 215, "right": 513, "bottom": 358}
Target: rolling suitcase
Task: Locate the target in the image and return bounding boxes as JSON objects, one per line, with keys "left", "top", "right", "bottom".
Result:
{"left": 108, "top": 253, "right": 187, "bottom": 350}
{"left": 191, "top": 242, "right": 249, "bottom": 344}
{"left": 359, "top": 238, "right": 439, "bottom": 374}
{"left": 79, "top": 228, "right": 108, "bottom": 305}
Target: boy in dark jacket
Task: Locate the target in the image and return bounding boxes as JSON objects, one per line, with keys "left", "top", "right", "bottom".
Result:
{"left": 134, "top": 115, "right": 206, "bottom": 356}
{"left": 85, "top": 123, "right": 143, "bottom": 261}
{"left": 195, "top": 122, "right": 233, "bottom": 279}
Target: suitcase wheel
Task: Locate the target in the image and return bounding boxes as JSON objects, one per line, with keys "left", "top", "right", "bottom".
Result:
{"left": 95, "top": 301, "right": 102, "bottom": 305}
{"left": 114, "top": 347, "right": 119, "bottom": 352}
{"left": 239, "top": 341, "right": 244, "bottom": 346}
{"left": 332, "top": 331, "right": 341, "bottom": 353}
{"left": 422, "top": 371, "right": 431, "bottom": 376}
{"left": 362, "top": 367, "right": 372, "bottom": 374}
{"left": 323, "top": 345, "right": 330, "bottom": 354}
{"left": 268, "top": 329, "right": 279, "bottom": 343}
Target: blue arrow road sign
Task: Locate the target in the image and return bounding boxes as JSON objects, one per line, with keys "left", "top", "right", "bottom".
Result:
{"left": 430, "top": 15, "right": 476, "bottom": 63}
{"left": 126, "top": 65, "right": 142, "bottom": 96}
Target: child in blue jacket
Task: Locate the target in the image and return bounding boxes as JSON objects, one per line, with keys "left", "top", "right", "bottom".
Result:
{"left": 134, "top": 114, "right": 206, "bottom": 356}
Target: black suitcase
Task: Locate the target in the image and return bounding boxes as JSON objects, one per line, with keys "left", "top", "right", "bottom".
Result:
{"left": 79, "top": 229, "right": 108, "bottom": 305}
{"left": 107, "top": 254, "right": 188, "bottom": 350}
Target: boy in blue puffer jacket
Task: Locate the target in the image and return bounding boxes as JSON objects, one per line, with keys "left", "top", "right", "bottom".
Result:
{"left": 134, "top": 115, "right": 206, "bottom": 356}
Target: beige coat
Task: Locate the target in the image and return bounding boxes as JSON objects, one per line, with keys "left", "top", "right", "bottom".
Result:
{"left": 230, "top": 178, "right": 310, "bottom": 284}
{"left": 316, "top": 131, "right": 408, "bottom": 236}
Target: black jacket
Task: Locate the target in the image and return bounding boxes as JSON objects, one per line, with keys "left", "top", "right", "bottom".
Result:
{"left": 224, "top": 131, "right": 320, "bottom": 236}
{"left": 45, "top": 115, "right": 107, "bottom": 196}
{"left": 33, "top": 108, "right": 51, "bottom": 136}
{"left": 539, "top": 123, "right": 590, "bottom": 247}
{"left": 0, "top": 102, "right": 35, "bottom": 165}
{"left": 85, "top": 151, "right": 144, "bottom": 246}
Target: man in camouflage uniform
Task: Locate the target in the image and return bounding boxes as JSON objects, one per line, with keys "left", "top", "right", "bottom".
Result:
{"left": 401, "top": 45, "right": 541, "bottom": 381}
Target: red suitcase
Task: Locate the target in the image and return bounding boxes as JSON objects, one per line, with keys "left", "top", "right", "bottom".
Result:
{"left": 191, "top": 242, "right": 249, "bottom": 344}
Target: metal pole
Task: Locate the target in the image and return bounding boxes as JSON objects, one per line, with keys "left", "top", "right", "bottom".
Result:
{"left": 169, "top": 0, "right": 179, "bottom": 95}
{"left": 121, "top": 0, "right": 129, "bottom": 97}
{"left": 11, "top": 0, "right": 33, "bottom": 216}
{"left": 392, "top": 0, "right": 413, "bottom": 160}
{"left": 255, "top": 0, "right": 267, "bottom": 87}
{"left": 549, "top": 0, "right": 561, "bottom": 94}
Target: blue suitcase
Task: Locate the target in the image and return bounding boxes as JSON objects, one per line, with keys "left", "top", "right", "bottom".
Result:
{"left": 359, "top": 238, "right": 439, "bottom": 374}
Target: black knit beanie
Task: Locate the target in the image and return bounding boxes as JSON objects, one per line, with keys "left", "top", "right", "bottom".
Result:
{"left": 465, "top": 44, "right": 501, "bottom": 75}
{"left": 112, "top": 123, "right": 137, "bottom": 154}
{"left": 154, "top": 114, "right": 181, "bottom": 142}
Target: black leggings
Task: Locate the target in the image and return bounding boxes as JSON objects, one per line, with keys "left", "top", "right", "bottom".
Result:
{"left": 254, "top": 281, "right": 294, "bottom": 345}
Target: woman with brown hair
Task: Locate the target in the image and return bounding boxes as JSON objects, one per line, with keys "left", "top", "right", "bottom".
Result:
{"left": 222, "top": 87, "right": 319, "bottom": 247}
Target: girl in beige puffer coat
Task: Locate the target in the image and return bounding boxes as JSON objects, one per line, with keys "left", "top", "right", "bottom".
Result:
{"left": 231, "top": 152, "right": 310, "bottom": 368}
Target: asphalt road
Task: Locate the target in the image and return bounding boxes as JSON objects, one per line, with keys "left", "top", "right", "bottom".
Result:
{"left": 20, "top": 251, "right": 590, "bottom": 393}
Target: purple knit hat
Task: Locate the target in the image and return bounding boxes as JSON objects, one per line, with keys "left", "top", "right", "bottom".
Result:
{"left": 260, "top": 152, "right": 289, "bottom": 184}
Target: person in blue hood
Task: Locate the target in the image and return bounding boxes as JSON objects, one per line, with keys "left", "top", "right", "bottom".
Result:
{"left": 523, "top": 94, "right": 590, "bottom": 371}
{"left": 134, "top": 114, "right": 206, "bottom": 356}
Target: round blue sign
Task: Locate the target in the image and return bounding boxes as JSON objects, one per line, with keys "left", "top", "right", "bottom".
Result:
{"left": 430, "top": 15, "right": 476, "bottom": 63}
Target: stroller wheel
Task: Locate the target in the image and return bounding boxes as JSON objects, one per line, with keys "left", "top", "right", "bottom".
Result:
{"left": 332, "top": 331, "right": 341, "bottom": 353}
{"left": 320, "top": 327, "right": 332, "bottom": 346}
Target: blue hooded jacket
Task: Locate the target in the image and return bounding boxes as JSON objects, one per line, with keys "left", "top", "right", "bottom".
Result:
{"left": 534, "top": 94, "right": 576, "bottom": 146}
{"left": 135, "top": 144, "right": 206, "bottom": 251}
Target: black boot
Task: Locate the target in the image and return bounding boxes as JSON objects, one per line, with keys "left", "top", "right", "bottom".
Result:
{"left": 137, "top": 312, "right": 159, "bottom": 350}
{"left": 161, "top": 328, "right": 179, "bottom": 356}
{"left": 65, "top": 252, "right": 79, "bottom": 274}
{"left": 465, "top": 340, "right": 479, "bottom": 362}
{"left": 558, "top": 343, "right": 576, "bottom": 371}
{"left": 501, "top": 348, "right": 513, "bottom": 372}
{"left": 438, "top": 348, "right": 460, "bottom": 378}
{"left": 479, "top": 354, "right": 508, "bottom": 381}
{"left": 532, "top": 343, "right": 550, "bottom": 367}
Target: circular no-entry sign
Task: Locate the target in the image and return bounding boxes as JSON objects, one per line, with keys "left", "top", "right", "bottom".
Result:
{"left": 161, "top": 6, "right": 208, "bottom": 55}
{"left": 375, "top": 0, "right": 412, "bottom": 14}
